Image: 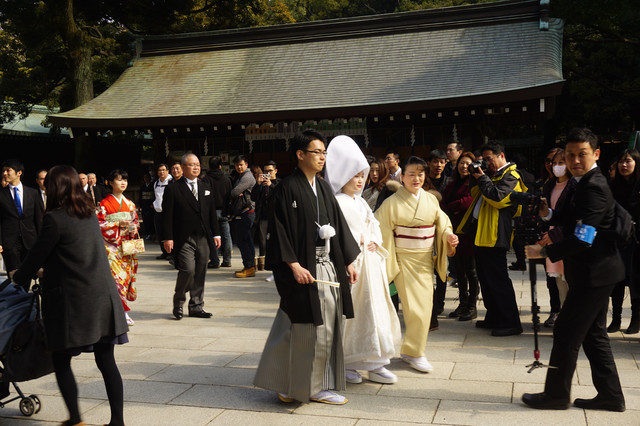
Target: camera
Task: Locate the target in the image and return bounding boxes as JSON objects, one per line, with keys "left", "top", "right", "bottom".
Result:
{"left": 468, "top": 159, "right": 488, "bottom": 174}
{"left": 510, "top": 190, "right": 543, "bottom": 245}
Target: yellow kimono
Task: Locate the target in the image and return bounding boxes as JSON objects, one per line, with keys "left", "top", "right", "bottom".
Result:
{"left": 375, "top": 186, "right": 453, "bottom": 358}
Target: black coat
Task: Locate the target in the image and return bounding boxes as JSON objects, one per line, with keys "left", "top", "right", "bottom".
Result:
{"left": 161, "top": 178, "right": 220, "bottom": 250}
{"left": 87, "top": 184, "right": 108, "bottom": 206}
{"left": 13, "top": 210, "right": 128, "bottom": 352}
{"left": 546, "top": 167, "right": 624, "bottom": 288}
{"left": 201, "top": 169, "right": 232, "bottom": 212}
{"left": 265, "top": 169, "right": 359, "bottom": 325}
{"left": 0, "top": 185, "right": 43, "bottom": 249}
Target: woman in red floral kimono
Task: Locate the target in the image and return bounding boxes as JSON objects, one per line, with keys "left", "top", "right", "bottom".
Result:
{"left": 97, "top": 169, "right": 139, "bottom": 326}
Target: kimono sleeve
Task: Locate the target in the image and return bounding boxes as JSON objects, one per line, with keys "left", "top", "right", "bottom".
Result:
{"left": 433, "top": 202, "right": 454, "bottom": 282}
{"left": 97, "top": 200, "right": 121, "bottom": 245}
{"left": 265, "top": 184, "right": 298, "bottom": 266}
{"left": 374, "top": 197, "right": 400, "bottom": 284}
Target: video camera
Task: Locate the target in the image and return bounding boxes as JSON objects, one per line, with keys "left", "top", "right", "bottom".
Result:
{"left": 467, "top": 159, "right": 488, "bottom": 174}
{"left": 509, "top": 190, "right": 543, "bottom": 245}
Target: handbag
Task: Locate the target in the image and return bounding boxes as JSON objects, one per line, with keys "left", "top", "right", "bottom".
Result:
{"left": 121, "top": 235, "right": 145, "bottom": 256}
{"left": 2, "top": 286, "right": 54, "bottom": 383}
{"left": 230, "top": 191, "right": 251, "bottom": 216}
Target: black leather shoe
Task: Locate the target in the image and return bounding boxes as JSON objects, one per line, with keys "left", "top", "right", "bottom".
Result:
{"left": 475, "top": 320, "right": 496, "bottom": 329}
{"left": 189, "top": 310, "right": 213, "bottom": 318}
{"left": 173, "top": 307, "right": 183, "bottom": 320}
{"left": 220, "top": 262, "right": 232, "bottom": 267}
{"left": 491, "top": 326, "right": 523, "bottom": 337}
{"left": 208, "top": 261, "right": 220, "bottom": 269}
{"left": 508, "top": 263, "right": 526, "bottom": 271}
{"left": 522, "top": 392, "right": 569, "bottom": 410}
{"left": 156, "top": 254, "right": 168, "bottom": 260}
{"left": 574, "top": 396, "right": 625, "bottom": 412}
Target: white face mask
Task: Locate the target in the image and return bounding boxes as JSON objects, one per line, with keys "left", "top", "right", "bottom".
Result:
{"left": 552, "top": 164, "right": 566, "bottom": 178}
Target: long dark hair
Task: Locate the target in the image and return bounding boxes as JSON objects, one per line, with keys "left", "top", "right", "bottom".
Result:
{"left": 612, "top": 149, "right": 640, "bottom": 187}
{"left": 452, "top": 152, "right": 476, "bottom": 181}
{"left": 368, "top": 158, "right": 390, "bottom": 191}
{"left": 45, "top": 165, "right": 95, "bottom": 218}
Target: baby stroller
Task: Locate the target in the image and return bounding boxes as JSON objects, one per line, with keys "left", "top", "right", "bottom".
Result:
{"left": 0, "top": 279, "right": 51, "bottom": 416}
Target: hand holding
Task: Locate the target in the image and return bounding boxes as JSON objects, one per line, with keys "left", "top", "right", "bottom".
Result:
{"left": 163, "top": 240, "right": 174, "bottom": 253}
{"left": 367, "top": 241, "right": 378, "bottom": 252}
{"left": 525, "top": 244, "right": 544, "bottom": 259}
{"left": 289, "top": 262, "right": 314, "bottom": 284}
{"left": 347, "top": 263, "right": 358, "bottom": 284}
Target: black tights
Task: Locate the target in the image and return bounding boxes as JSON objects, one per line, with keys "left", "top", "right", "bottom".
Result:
{"left": 52, "top": 343, "right": 124, "bottom": 426}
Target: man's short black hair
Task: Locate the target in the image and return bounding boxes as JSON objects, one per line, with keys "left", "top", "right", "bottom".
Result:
{"left": 479, "top": 141, "right": 505, "bottom": 157}
{"left": 263, "top": 160, "right": 277, "bottom": 169}
{"left": 209, "top": 156, "right": 222, "bottom": 169}
{"left": 291, "top": 130, "right": 326, "bottom": 155}
{"left": 448, "top": 141, "right": 463, "bottom": 151}
{"left": 385, "top": 150, "right": 400, "bottom": 160}
{"left": 157, "top": 163, "right": 168, "bottom": 171}
{"left": 427, "top": 149, "right": 447, "bottom": 161}
{"left": 233, "top": 154, "right": 248, "bottom": 164}
{"left": 566, "top": 127, "right": 598, "bottom": 150}
{"left": 2, "top": 159, "right": 24, "bottom": 174}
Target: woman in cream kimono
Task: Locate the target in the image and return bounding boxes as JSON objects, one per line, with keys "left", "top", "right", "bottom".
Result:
{"left": 375, "top": 156, "right": 458, "bottom": 373}
{"left": 326, "top": 135, "right": 402, "bottom": 385}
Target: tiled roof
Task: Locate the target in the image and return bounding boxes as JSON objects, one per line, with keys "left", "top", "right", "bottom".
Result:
{"left": 50, "top": 1, "right": 563, "bottom": 129}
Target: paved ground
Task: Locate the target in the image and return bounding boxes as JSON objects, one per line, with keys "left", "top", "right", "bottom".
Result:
{"left": 1, "top": 246, "right": 639, "bottom": 425}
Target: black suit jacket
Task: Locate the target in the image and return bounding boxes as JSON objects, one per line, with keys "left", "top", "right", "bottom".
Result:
{"left": 87, "top": 184, "right": 108, "bottom": 206}
{"left": 161, "top": 179, "right": 220, "bottom": 251}
{"left": 546, "top": 167, "right": 624, "bottom": 288}
{"left": 0, "top": 185, "right": 44, "bottom": 249}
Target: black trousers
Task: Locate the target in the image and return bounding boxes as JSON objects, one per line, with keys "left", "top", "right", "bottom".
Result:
{"left": 154, "top": 213, "right": 169, "bottom": 257}
{"left": 544, "top": 283, "right": 624, "bottom": 403}
{"left": 474, "top": 246, "right": 521, "bottom": 329}
{"left": 453, "top": 252, "right": 479, "bottom": 307}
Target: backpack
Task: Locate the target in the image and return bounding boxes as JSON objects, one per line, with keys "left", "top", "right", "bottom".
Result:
{"left": 612, "top": 201, "right": 636, "bottom": 246}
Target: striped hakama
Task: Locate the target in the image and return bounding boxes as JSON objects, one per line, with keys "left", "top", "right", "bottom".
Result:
{"left": 254, "top": 248, "right": 346, "bottom": 402}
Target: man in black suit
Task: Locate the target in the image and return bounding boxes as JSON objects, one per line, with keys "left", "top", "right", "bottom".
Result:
{"left": 162, "top": 153, "right": 221, "bottom": 319}
{"left": 0, "top": 159, "right": 44, "bottom": 273}
{"left": 522, "top": 128, "right": 626, "bottom": 412}
{"left": 87, "top": 173, "right": 108, "bottom": 207}
{"left": 0, "top": 159, "right": 44, "bottom": 400}
{"left": 35, "top": 169, "right": 47, "bottom": 206}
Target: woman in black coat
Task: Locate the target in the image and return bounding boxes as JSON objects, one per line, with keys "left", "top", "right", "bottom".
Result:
{"left": 11, "top": 165, "right": 128, "bottom": 426}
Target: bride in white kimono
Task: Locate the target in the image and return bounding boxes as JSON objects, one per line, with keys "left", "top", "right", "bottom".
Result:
{"left": 326, "top": 135, "right": 402, "bottom": 385}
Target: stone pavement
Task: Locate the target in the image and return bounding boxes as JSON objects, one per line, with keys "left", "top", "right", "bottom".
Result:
{"left": 1, "top": 247, "right": 639, "bottom": 425}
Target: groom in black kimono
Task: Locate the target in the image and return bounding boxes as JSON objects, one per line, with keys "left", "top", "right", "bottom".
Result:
{"left": 254, "top": 129, "right": 360, "bottom": 405}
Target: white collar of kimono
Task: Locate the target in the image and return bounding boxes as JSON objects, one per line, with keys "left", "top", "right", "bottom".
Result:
{"left": 325, "top": 135, "right": 370, "bottom": 196}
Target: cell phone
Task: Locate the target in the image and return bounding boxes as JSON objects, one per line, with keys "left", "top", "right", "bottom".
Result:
{"left": 262, "top": 174, "right": 271, "bottom": 179}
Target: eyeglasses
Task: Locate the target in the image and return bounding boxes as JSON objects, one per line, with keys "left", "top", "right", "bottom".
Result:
{"left": 303, "top": 149, "right": 327, "bottom": 156}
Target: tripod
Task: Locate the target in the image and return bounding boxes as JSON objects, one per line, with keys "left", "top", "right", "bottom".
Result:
{"left": 525, "top": 257, "right": 555, "bottom": 373}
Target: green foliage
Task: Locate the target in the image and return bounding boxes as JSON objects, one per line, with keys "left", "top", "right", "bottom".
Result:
{"left": 553, "top": 0, "right": 640, "bottom": 133}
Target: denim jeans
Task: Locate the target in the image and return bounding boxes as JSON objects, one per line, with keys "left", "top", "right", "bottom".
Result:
{"left": 235, "top": 211, "right": 255, "bottom": 268}
{"left": 210, "top": 209, "right": 232, "bottom": 266}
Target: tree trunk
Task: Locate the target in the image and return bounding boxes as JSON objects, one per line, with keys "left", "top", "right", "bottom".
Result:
{"left": 58, "top": 0, "right": 95, "bottom": 169}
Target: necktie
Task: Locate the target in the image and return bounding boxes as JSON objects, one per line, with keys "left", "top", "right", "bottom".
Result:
{"left": 13, "top": 187, "right": 23, "bottom": 216}
{"left": 190, "top": 182, "right": 198, "bottom": 200}
{"left": 90, "top": 186, "right": 96, "bottom": 205}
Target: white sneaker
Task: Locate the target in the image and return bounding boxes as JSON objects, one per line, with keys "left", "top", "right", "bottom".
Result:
{"left": 401, "top": 354, "right": 433, "bottom": 373}
{"left": 345, "top": 369, "right": 362, "bottom": 384}
{"left": 368, "top": 367, "right": 397, "bottom": 384}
